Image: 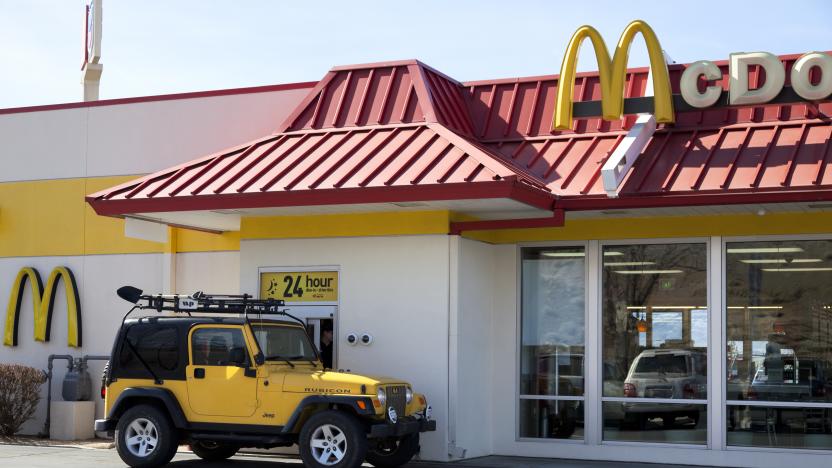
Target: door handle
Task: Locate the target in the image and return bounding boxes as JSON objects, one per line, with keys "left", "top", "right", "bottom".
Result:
{"left": 194, "top": 368, "right": 205, "bottom": 379}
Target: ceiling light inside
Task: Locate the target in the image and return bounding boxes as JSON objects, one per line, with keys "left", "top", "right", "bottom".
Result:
{"left": 614, "top": 270, "right": 684, "bottom": 275}
{"left": 605, "top": 261, "right": 656, "bottom": 267}
{"left": 761, "top": 268, "right": 832, "bottom": 272}
{"left": 542, "top": 252, "right": 585, "bottom": 258}
{"left": 727, "top": 247, "right": 804, "bottom": 254}
{"left": 740, "top": 258, "right": 821, "bottom": 264}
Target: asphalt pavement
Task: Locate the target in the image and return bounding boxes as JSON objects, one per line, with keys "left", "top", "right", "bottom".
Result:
{"left": 0, "top": 443, "right": 714, "bottom": 468}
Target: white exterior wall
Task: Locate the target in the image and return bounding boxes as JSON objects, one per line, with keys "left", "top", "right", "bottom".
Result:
{"left": 239, "top": 236, "right": 451, "bottom": 461}
{"left": 448, "top": 237, "right": 496, "bottom": 458}
{"left": 0, "top": 87, "right": 309, "bottom": 183}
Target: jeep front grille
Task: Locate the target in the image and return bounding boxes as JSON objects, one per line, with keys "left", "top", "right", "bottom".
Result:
{"left": 386, "top": 385, "right": 407, "bottom": 420}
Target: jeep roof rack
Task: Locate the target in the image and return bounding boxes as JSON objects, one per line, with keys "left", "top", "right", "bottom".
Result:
{"left": 117, "top": 285, "right": 286, "bottom": 314}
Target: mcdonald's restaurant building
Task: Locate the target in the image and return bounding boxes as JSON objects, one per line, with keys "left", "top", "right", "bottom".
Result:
{"left": 3, "top": 24, "right": 832, "bottom": 467}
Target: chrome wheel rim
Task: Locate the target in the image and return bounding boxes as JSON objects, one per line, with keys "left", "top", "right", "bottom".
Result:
{"left": 124, "top": 418, "right": 158, "bottom": 458}
{"left": 310, "top": 423, "right": 347, "bottom": 466}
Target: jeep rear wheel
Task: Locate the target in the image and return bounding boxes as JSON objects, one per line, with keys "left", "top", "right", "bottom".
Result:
{"left": 189, "top": 441, "right": 239, "bottom": 461}
{"left": 366, "top": 433, "right": 420, "bottom": 468}
{"left": 299, "top": 410, "right": 367, "bottom": 468}
{"left": 115, "top": 404, "right": 178, "bottom": 468}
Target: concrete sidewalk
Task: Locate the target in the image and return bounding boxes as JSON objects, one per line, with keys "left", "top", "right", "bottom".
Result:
{"left": 415, "top": 456, "right": 712, "bottom": 468}
{"left": 0, "top": 442, "right": 717, "bottom": 468}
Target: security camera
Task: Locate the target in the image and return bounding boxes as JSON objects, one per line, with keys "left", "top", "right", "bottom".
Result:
{"left": 360, "top": 333, "right": 373, "bottom": 345}
{"left": 346, "top": 333, "right": 358, "bottom": 345}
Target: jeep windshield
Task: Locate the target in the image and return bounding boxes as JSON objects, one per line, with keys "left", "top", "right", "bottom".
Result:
{"left": 250, "top": 323, "right": 318, "bottom": 364}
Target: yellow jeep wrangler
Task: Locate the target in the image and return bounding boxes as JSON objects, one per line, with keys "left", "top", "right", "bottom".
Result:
{"left": 96, "top": 287, "right": 435, "bottom": 468}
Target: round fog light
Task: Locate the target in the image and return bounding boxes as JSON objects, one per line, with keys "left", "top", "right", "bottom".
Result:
{"left": 387, "top": 406, "right": 398, "bottom": 424}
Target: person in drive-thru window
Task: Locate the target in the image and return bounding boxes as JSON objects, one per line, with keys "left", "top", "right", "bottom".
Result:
{"left": 320, "top": 323, "right": 333, "bottom": 369}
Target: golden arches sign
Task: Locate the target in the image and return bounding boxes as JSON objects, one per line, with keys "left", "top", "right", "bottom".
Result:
{"left": 4, "top": 267, "right": 82, "bottom": 348}
{"left": 552, "top": 20, "right": 674, "bottom": 130}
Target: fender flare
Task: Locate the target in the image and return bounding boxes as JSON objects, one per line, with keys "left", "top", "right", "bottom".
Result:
{"left": 282, "top": 395, "right": 376, "bottom": 433}
{"left": 108, "top": 387, "right": 188, "bottom": 428}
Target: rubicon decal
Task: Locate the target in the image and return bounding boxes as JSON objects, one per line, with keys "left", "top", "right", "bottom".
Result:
{"left": 553, "top": 19, "right": 832, "bottom": 130}
{"left": 4, "top": 267, "right": 82, "bottom": 347}
{"left": 303, "top": 387, "right": 351, "bottom": 394}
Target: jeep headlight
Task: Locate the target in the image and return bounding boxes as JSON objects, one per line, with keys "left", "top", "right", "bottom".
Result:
{"left": 376, "top": 387, "right": 387, "bottom": 407}
{"left": 405, "top": 387, "right": 413, "bottom": 404}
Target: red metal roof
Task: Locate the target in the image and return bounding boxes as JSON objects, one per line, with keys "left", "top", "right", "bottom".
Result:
{"left": 88, "top": 54, "right": 832, "bottom": 219}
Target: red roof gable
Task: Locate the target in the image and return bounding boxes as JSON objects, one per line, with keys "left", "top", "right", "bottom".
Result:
{"left": 88, "top": 54, "right": 832, "bottom": 221}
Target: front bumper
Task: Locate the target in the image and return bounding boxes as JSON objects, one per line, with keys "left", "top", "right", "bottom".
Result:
{"left": 94, "top": 418, "right": 115, "bottom": 432}
{"left": 369, "top": 417, "right": 436, "bottom": 438}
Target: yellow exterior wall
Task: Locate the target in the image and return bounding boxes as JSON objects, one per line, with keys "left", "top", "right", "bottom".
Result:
{"left": 240, "top": 210, "right": 452, "bottom": 240}
{"left": 0, "top": 176, "right": 240, "bottom": 258}
{"left": 2, "top": 176, "right": 832, "bottom": 258}
{"left": 466, "top": 212, "right": 832, "bottom": 244}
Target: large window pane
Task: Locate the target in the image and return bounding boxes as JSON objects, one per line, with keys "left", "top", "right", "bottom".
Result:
{"left": 520, "top": 247, "right": 585, "bottom": 396}
{"left": 602, "top": 243, "right": 708, "bottom": 399}
{"left": 726, "top": 240, "right": 832, "bottom": 403}
{"left": 520, "top": 246, "right": 585, "bottom": 441}
{"left": 602, "top": 243, "right": 707, "bottom": 445}
{"left": 727, "top": 405, "right": 832, "bottom": 449}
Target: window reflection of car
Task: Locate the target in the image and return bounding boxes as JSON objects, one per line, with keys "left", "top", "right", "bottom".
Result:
{"left": 621, "top": 349, "right": 706, "bottom": 428}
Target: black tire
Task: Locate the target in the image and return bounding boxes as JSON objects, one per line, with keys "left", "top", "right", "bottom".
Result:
{"left": 189, "top": 441, "right": 239, "bottom": 461}
{"left": 299, "top": 410, "right": 368, "bottom": 468}
{"left": 366, "top": 434, "right": 420, "bottom": 468}
{"left": 115, "top": 404, "right": 178, "bottom": 468}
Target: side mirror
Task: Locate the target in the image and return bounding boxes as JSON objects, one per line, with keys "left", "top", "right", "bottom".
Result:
{"left": 117, "top": 286, "right": 143, "bottom": 304}
{"left": 229, "top": 347, "right": 247, "bottom": 367}
{"left": 254, "top": 351, "right": 265, "bottom": 366}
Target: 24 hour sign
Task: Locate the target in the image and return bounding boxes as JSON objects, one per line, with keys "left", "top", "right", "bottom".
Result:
{"left": 260, "top": 271, "right": 338, "bottom": 303}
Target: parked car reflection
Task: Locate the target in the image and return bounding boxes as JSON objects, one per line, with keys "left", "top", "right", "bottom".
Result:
{"left": 621, "top": 348, "right": 706, "bottom": 428}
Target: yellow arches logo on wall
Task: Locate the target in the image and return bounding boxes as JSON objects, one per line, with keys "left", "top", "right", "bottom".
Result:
{"left": 3, "top": 267, "right": 82, "bottom": 348}
{"left": 552, "top": 20, "right": 674, "bottom": 130}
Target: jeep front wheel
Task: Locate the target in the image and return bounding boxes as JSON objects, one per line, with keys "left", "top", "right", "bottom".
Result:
{"left": 115, "top": 404, "right": 178, "bottom": 468}
{"left": 366, "top": 433, "right": 420, "bottom": 468}
{"left": 189, "top": 441, "right": 239, "bottom": 461}
{"left": 299, "top": 410, "right": 367, "bottom": 468}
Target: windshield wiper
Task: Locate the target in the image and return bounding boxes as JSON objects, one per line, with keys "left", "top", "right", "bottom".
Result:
{"left": 265, "top": 355, "right": 295, "bottom": 368}
{"left": 287, "top": 355, "right": 317, "bottom": 367}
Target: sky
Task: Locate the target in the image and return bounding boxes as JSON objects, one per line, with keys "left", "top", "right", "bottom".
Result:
{"left": 0, "top": 0, "right": 830, "bottom": 108}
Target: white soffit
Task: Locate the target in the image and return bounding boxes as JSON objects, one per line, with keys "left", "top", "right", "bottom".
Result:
{"left": 134, "top": 211, "right": 242, "bottom": 233}
{"left": 601, "top": 113, "right": 657, "bottom": 198}
{"left": 125, "top": 216, "right": 168, "bottom": 243}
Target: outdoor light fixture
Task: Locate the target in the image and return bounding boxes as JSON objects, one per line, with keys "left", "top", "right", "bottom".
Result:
{"left": 726, "top": 306, "right": 783, "bottom": 309}
{"left": 604, "top": 251, "right": 624, "bottom": 256}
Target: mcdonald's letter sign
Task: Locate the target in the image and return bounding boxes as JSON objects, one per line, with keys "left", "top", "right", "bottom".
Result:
{"left": 553, "top": 20, "right": 832, "bottom": 130}
{"left": 4, "top": 267, "right": 82, "bottom": 348}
